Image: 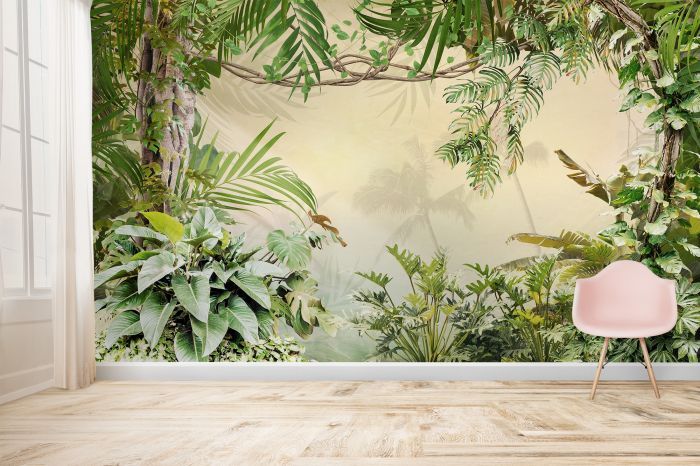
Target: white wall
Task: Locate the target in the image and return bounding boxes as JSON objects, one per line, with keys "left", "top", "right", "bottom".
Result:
{"left": 0, "top": 0, "right": 54, "bottom": 404}
{"left": 0, "top": 297, "right": 53, "bottom": 403}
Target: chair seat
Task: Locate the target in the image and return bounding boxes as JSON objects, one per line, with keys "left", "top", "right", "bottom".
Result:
{"left": 575, "top": 319, "right": 674, "bottom": 338}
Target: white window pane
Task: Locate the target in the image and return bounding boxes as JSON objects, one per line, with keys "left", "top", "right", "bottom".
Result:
{"left": 27, "top": 0, "right": 47, "bottom": 65}
{"left": 28, "top": 61, "right": 47, "bottom": 140}
{"left": 33, "top": 213, "right": 50, "bottom": 288}
{"left": 2, "top": 49, "right": 20, "bottom": 130}
{"left": 0, "top": 127, "right": 23, "bottom": 209}
{"left": 2, "top": 0, "right": 19, "bottom": 52}
{"left": 31, "top": 137, "right": 50, "bottom": 213}
{"left": 0, "top": 208, "right": 24, "bottom": 289}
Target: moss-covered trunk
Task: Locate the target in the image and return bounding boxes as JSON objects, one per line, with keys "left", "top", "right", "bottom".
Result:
{"left": 135, "top": 0, "right": 196, "bottom": 212}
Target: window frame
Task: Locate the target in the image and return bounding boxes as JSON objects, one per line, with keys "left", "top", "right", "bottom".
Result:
{"left": 1, "top": 0, "right": 51, "bottom": 297}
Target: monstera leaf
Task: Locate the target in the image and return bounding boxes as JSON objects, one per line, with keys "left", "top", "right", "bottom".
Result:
{"left": 266, "top": 229, "right": 311, "bottom": 271}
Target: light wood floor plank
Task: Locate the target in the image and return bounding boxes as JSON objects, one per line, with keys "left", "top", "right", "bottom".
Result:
{"left": 1, "top": 381, "right": 699, "bottom": 465}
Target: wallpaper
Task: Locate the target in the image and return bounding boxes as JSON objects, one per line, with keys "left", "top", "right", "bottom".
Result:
{"left": 93, "top": 0, "right": 698, "bottom": 364}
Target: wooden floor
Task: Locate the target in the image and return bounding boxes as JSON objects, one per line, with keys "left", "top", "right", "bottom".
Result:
{"left": 1, "top": 381, "right": 700, "bottom": 465}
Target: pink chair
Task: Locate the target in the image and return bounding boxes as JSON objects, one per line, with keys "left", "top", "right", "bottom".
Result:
{"left": 573, "top": 260, "right": 677, "bottom": 399}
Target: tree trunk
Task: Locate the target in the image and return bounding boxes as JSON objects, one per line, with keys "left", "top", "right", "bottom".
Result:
{"left": 135, "top": 0, "right": 196, "bottom": 213}
{"left": 594, "top": 0, "right": 684, "bottom": 254}
{"left": 647, "top": 127, "right": 683, "bottom": 223}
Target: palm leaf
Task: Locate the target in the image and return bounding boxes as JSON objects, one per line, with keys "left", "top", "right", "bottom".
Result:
{"left": 176, "top": 121, "right": 317, "bottom": 219}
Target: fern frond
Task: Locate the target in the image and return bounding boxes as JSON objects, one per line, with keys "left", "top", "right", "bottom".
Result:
{"left": 522, "top": 51, "right": 561, "bottom": 90}
{"left": 478, "top": 37, "right": 520, "bottom": 67}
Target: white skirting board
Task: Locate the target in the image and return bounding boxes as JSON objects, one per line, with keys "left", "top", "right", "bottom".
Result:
{"left": 97, "top": 362, "right": 700, "bottom": 381}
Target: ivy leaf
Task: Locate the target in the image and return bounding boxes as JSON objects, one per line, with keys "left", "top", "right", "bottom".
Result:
{"left": 679, "top": 94, "right": 700, "bottom": 113}
{"left": 644, "top": 220, "right": 669, "bottom": 236}
{"left": 142, "top": 212, "right": 184, "bottom": 243}
{"left": 656, "top": 73, "right": 674, "bottom": 87}
{"left": 655, "top": 253, "right": 686, "bottom": 274}
{"left": 620, "top": 88, "right": 641, "bottom": 112}
{"left": 266, "top": 229, "right": 311, "bottom": 270}
{"left": 617, "top": 58, "right": 640, "bottom": 85}
{"left": 105, "top": 310, "right": 142, "bottom": 348}
{"left": 612, "top": 186, "right": 644, "bottom": 206}
{"left": 666, "top": 108, "right": 687, "bottom": 130}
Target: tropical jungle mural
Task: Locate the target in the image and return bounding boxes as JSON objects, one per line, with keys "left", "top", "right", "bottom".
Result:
{"left": 92, "top": 0, "right": 699, "bottom": 363}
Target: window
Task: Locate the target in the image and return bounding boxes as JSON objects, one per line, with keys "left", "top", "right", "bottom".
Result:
{"left": 1, "top": 0, "right": 52, "bottom": 296}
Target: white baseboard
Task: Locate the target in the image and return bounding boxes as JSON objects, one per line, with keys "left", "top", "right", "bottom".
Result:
{"left": 0, "top": 379, "right": 53, "bottom": 405}
{"left": 96, "top": 362, "right": 700, "bottom": 382}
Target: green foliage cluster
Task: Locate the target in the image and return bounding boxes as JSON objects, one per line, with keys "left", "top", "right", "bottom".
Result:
{"left": 353, "top": 246, "right": 472, "bottom": 362}
{"left": 436, "top": 0, "right": 699, "bottom": 196}
{"left": 356, "top": 243, "right": 698, "bottom": 363}
{"left": 354, "top": 248, "right": 576, "bottom": 362}
{"left": 95, "top": 328, "right": 305, "bottom": 362}
{"left": 509, "top": 147, "right": 700, "bottom": 362}
{"left": 90, "top": 0, "right": 699, "bottom": 363}
{"left": 95, "top": 205, "right": 339, "bottom": 361}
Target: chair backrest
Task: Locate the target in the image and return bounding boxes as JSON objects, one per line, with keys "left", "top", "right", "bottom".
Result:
{"left": 573, "top": 260, "right": 677, "bottom": 327}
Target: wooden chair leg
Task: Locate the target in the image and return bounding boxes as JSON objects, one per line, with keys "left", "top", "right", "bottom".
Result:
{"left": 590, "top": 337, "right": 610, "bottom": 400}
{"left": 639, "top": 337, "right": 660, "bottom": 399}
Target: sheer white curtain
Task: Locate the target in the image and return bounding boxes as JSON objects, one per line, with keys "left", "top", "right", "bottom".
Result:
{"left": 51, "top": 0, "right": 95, "bottom": 390}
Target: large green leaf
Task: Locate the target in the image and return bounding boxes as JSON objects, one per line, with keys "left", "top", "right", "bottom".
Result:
{"left": 142, "top": 211, "right": 184, "bottom": 243}
{"left": 172, "top": 273, "right": 210, "bottom": 322}
{"left": 115, "top": 225, "right": 167, "bottom": 243}
{"left": 176, "top": 122, "right": 318, "bottom": 220}
{"left": 190, "top": 313, "right": 228, "bottom": 356}
{"left": 316, "top": 311, "right": 339, "bottom": 337}
{"left": 174, "top": 331, "right": 207, "bottom": 362}
{"left": 256, "top": 310, "right": 275, "bottom": 339}
{"left": 231, "top": 269, "right": 271, "bottom": 309}
{"left": 94, "top": 261, "right": 142, "bottom": 288}
{"left": 266, "top": 229, "right": 311, "bottom": 270}
{"left": 137, "top": 251, "right": 180, "bottom": 294}
{"left": 105, "top": 279, "right": 148, "bottom": 312}
{"left": 105, "top": 310, "right": 142, "bottom": 348}
{"left": 222, "top": 297, "right": 259, "bottom": 342}
{"left": 191, "top": 207, "right": 222, "bottom": 238}
{"left": 140, "top": 295, "right": 176, "bottom": 349}
{"left": 212, "top": 262, "right": 236, "bottom": 283}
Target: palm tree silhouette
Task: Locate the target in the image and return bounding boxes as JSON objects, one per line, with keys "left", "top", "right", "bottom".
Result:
{"left": 354, "top": 139, "right": 475, "bottom": 251}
